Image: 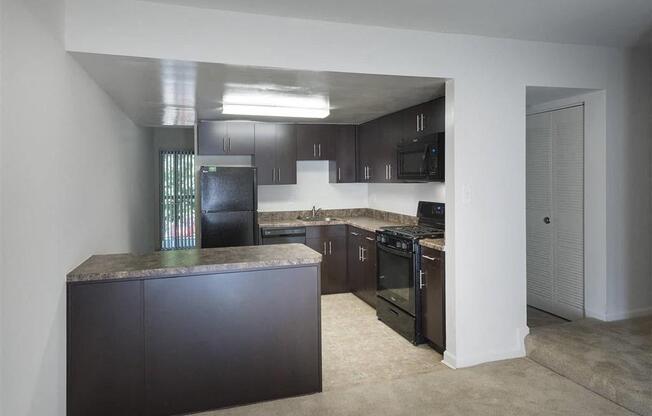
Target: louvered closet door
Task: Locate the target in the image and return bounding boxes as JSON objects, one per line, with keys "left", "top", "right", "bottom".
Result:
{"left": 527, "top": 112, "right": 554, "bottom": 311}
{"left": 527, "top": 105, "right": 584, "bottom": 320}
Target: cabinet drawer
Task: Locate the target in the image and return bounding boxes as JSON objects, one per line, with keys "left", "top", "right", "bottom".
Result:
{"left": 348, "top": 226, "right": 375, "bottom": 241}
{"left": 306, "top": 225, "right": 346, "bottom": 239}
{"left": 377, "top": 297, "right": 415, "bottom": 343}
{"left": 420, "top": 246, "right": 443, "bottom": 261}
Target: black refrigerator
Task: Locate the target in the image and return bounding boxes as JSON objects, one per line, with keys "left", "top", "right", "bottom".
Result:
{"left": 200, "top": 166, "right": 258, "bottom": 248}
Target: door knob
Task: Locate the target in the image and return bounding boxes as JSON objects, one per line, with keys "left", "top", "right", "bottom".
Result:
{"left": 543, "top": 217, "right": 551, "bottom": 224}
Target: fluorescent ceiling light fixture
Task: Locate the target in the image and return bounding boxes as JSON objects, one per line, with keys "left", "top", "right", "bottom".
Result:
{"left": 222, "top": 90, "right": 330, "bottom": 119}
{"left": 223, "top": 104, "right": 329, "bottom": 119}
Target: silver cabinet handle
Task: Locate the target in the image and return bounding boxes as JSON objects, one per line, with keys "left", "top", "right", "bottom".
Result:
{"left": 419, "top": 270, "right": 426, "bottom": 288}
{"left": 223, "top": 137, "right": 227, "bottom": 153}
{"left": 388, "top": 164, "right": 392, "bottom": 180}
{"left": 273, "top": 168, "right": 276, "bottom": 183}
{"left": 361, "top": 247, "right": 367, "bottom": 262}
{"left": 313, "top": 144, "right": 317, "bottom": 158}
{"left": 351, "top": 232, "right": 360, "bottom": 236}
{"left": 338, "top": 167, "right": 341, "bottom": 181}
{"left": 422, "top": 255, "right": 437, "bottom": 261}
{"left": 329, "top": 241, "right": 332, "bottom": 255}
{"left": 228, "top": 137, "right": 232, "bottom": 152}
{"left": 416, "top": 114, "right": 420, "bottom": 132}
{"left": 278, "top": 168, "right": 281, "bottom": 182}
{"left": 323, "top": 241, "right": 327, "bottom": 255}
{"left": 358, "top": 245, "right": 362, "bottom": 261}
{"left": 420, "top": 114, "right": 424, "bottom": 131}
{"left": 318, "top": 144, "right": 322, "bottom": 158}
{"left": 385, "top": 164, "right": 389, "bottom": 180}
{"left": 365, "top": 237, "right": 375, "bottom": 242}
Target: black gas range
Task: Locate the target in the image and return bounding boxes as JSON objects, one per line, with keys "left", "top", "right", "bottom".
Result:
{"left": 375, "top": 201, "right": 444, "bottom": 345}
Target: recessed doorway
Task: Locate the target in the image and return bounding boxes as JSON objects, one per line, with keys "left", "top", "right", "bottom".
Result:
{"left": 526, "top": 102, "right": 585, "bottom": 321}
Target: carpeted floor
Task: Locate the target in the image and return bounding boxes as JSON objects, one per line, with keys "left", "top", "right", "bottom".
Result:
{"left": 321, "top": 293, "right": 445, "bottom": 391}
{"left": 526, "top": 315, "right": 652, "bottom": 416}
{"left": 527, "top": 306, "right": 568, "bottom": 328}
{"left": 199, "top": 358, "right": 634, "bottom": 416}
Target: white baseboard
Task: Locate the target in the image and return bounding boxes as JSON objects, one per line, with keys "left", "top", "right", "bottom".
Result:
{"left": 606, "top": 306, "right": 652, "bottom": 321}
{"left": 585, "top": 307, "right": 608, "bottom": 321}
{"left": 442, "top": 329, "right": 528, "bottom": 369}
{"left": 441, "top": 351, "right": 457, "bottom": 369}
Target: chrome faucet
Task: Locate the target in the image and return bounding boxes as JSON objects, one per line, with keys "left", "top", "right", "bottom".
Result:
{"left": 311, "top": 206, "right": 322, "bottom": 218}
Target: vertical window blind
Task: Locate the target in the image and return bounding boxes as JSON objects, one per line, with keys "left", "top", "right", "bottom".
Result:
{"left": 160, "top": 150, "right": 196, "bottom": 250}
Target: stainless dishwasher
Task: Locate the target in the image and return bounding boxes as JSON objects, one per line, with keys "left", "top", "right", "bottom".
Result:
{"left": 260, "top": 227, "right": 307, "bottom": 245}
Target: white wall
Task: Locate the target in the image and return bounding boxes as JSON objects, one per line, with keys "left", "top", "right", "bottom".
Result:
{"left": 368, "top": 183, "right": 445, "bottom": 216}
{"left": 606, "top": 46, "right": 652, "bottom": 320}
{"left": 0, "top": 1, "right": 155, "bottom": 415}
{"left": 62, "top": 0, "right": 635, "bottom": 372}
{"left": 258, "top": 161, "right": 368, "bottom": 211}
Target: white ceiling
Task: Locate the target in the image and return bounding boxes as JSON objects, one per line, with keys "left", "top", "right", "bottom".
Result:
{"left": 72, "top": 53, "right": 446, "bottom": 127}
{"left": 144, "top": 0, "right": 652, "bottom": 47}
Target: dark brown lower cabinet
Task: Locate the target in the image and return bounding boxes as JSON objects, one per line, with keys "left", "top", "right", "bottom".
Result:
{"left": 420, "top": 247, "right": 445, "bottom": 351}
{"left": 67, "top": 280, "right": 145, "bottom": 416}
{"left": 67, "top": 266, "right": 321, "bottom": 416}
{"left": 307, "top": 235, "right": 347, "bottom": 294}
{"left": 348, "top": 226, "right": 377, "bottom": 307}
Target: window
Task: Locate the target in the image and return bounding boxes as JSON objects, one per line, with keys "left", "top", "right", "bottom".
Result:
{"left": 160, "top": 150, "right": 196, "bottom": 250}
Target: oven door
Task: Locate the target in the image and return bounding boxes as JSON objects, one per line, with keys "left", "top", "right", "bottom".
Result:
{"left": 377, "top": 243, "right": 415, "bottom": 315}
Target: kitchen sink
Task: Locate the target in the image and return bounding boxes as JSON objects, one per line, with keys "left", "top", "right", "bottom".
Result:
{"left": 298, "top": 216, "right": 338, "bottom": 222}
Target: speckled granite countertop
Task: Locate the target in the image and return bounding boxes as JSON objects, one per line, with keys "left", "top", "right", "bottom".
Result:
{"left": 67, "top": 244, "right": 322, "bottom": 283}
{"left": 258, "top": 216, "right": 402, "bottom": 233}
{"left": 420, "top": 238, "right": 446, "bottom": 252}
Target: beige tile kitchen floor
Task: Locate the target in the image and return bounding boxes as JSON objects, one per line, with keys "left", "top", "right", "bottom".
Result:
{"left": 320, "top": 293, "right": 446, "bottom": 391}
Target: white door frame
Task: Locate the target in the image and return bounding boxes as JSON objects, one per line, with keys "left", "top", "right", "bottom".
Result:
{"left": 526, "top": 90, "right": 607, "bottom": 321}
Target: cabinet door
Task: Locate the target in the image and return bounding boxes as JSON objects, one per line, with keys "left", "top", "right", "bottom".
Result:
{"left": 254, "top": 123, "right": 277, "bottom": 185}
{"left": 329, "top": 125, "right": 356, "bottom": 183}
{"left": 357, "top": 121, "right": 378, "bottom": 182}
{"left": 347, "top": 229, "right": 363, "bottom": 294}
{"left": 225, "top": 122, "right": 255, "bottom": 155}
{"left": 67, "top": 281, "right": 145, "bottom": 416}
{"left": 327, "top": 237, "right": 348, "bottom": 294}
{"left": 197, "top": 121, "right": 228, "bottom": 155}
{"left": 297, "top": 125, "right": 331, "bottom": 160}
{"left": 306, "top": 237, "right": 330, "bottom": 294}
{"left": 420, "top": 248, "right": 445, "bottom": 349}
{"left": 361, "top": 232, "right": 378, "bottom": 307}
{"left": 275, "top": 124, "right": 297, "bottom": 185}
{"left": 421, "top": 98, "right": 445, "bottom": 135}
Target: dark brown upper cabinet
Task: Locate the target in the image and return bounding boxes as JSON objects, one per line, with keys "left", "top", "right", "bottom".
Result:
{"left": 197, "top": 121, "right": 256, "bottom": 155}
{"left": 356, "top": 97, "right": 445, "bottom": 183}
{"left": 328, "top": 125, "right": 357, "bottom": 183}
{"left": 254, "top": 124, "right": 297, "bottom": 185}
{"left": 402, "top": 97, "right": 445, "bottom": 142}
{"left": 357, "top": 121, "right": 378, "bottom": 182}
{"left": 296, "top": 124, "right": 335, "bottom": 160}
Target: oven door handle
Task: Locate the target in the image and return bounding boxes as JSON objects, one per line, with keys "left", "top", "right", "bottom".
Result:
{"left": 377, "top": 242, "right": 413, "bottom": 259}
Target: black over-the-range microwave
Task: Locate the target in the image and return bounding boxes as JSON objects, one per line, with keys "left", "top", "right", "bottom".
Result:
{"left": 396, "top": 133, "right": 445, "bottom": 182}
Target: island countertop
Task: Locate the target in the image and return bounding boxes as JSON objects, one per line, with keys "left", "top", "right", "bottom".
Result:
{"left": 67, "top": 243, "right": 322, "bottom": 283}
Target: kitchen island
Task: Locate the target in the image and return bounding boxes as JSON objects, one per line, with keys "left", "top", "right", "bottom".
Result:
{"left": 66, "top": 244, "right": 322, "bottom": 416}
